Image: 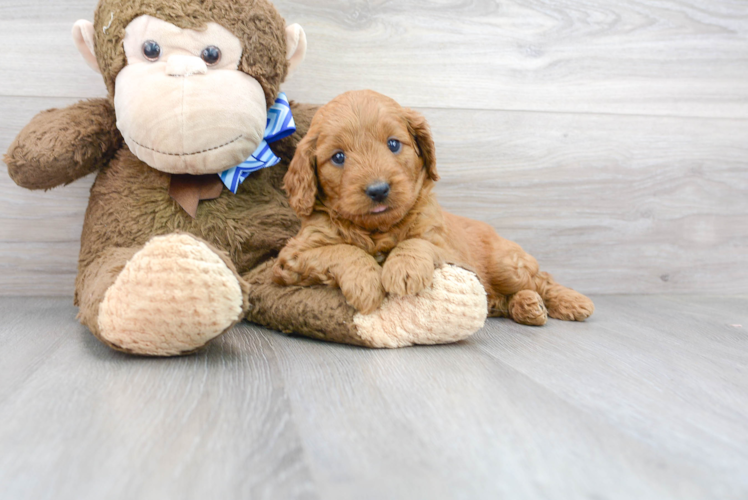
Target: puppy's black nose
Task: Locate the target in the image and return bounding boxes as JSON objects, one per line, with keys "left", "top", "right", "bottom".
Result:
{"left": 366, "top": 182, "right": 390, "bottom": 202}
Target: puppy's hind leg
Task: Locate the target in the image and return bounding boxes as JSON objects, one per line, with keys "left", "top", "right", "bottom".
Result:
{"left": 534, "top": 272, "right": 594, "bottom": 321}
{"left": 485, "top": 238, "right": 540, "bottom": 296}
{"left": 483, "top": 232, "right": 592, "bottom": 323}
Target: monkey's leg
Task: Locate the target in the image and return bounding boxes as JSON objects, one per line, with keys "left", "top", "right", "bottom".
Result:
{"left": 76, "top": 233, "right": 248, "bottom": 356}
{"left": 534, "top": 272, "right": 594, "bottom": 321}
{"left": 245, "top": 261, "right": 487, "bottom": 348}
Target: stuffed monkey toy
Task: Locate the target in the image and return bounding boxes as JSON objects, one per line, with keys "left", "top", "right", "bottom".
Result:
{"left": 4, "top": 0, "right": 488, "bottom": 356}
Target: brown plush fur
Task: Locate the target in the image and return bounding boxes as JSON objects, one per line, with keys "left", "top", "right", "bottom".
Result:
{"left": 5, "top": 99, "right": 121, "bottom": 190}
{"left": 275, "top": 90, "right": 595, "bottom": 325}
{"left": 3, "top": 0, "right": 373, "bottom": 354}
{"left": 92, "top": 0, "right": 289, "bottom": 107}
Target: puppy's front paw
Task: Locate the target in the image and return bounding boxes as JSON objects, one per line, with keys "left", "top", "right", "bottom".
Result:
{"left": 382, "top": 254, "right": 435, "bottom": 296}
{"left": 340, "top": 267, "right": 385, "bottom": 315}
{"left": 272, "top": 254, "right": 302, "bottom": 286}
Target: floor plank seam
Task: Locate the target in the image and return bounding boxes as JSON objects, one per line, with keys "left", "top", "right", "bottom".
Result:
{"left": 246, "top": 324, "right": 325, "bottom": 499}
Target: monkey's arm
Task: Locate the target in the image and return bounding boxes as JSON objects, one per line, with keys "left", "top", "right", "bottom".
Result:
{"left": 4, "top": 98, "right": 121, "bottom": 190}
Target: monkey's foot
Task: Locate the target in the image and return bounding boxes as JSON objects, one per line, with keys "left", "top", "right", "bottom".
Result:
{"left": 352, "top": 265, "right": 487, "bottom": 348}
{"left": 98, "top": 233, "right": 244, "bottom": 356}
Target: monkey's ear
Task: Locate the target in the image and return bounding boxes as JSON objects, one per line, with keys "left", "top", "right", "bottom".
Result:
{"left": 284, "top": 131, "right": 318, "bottom": 217}
{"left": 285, "top": 24, "right": 307, "bottom": 77}
{"left": 73, "top": 20, "right": 101, "bottom": 74}
{"left": 404, "top": 108, "right": 439, "bottom": 182}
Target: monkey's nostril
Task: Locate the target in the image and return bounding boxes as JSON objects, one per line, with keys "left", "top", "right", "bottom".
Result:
{"left": 366, "top": 182, "right": 390, "bottom": 202}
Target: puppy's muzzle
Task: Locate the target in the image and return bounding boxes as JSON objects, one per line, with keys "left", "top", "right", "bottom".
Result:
{"left": 366, "top": 182, "right": 390, "bottom": 202}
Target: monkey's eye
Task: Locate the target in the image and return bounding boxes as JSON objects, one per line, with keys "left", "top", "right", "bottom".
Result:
{"left": 142, "top": 40, "right": 161, "bottom": 61}
{"left": 387, "top": 138, "right": 402, "bottom": 154}
{"left": 331, "top": 151, "right": 346, "bottom": 167}
{"left": 201, "top": 46, "right": 221, "bottom": 65}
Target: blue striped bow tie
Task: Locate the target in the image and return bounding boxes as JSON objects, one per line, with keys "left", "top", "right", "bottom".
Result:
{"left": 219, "top": 92, "right": 296, "bottom": 193}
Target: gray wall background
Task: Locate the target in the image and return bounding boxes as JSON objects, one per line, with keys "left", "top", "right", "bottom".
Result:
{"left": 1, "top": 0, "right": 746, "bottom": 295}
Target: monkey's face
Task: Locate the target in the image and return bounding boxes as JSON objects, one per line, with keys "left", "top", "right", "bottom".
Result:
{"left": 113, "top": 15, "right": 267, "bottom": 174}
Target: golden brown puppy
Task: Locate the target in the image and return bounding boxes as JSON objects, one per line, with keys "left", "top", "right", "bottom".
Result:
{"left": 273, "top": 90, "right": 594, "bottom": 325}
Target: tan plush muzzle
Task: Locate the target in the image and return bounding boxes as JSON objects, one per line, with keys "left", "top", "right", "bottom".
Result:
{"left": 113, "top": 15, "right": 268, "bottom": 175}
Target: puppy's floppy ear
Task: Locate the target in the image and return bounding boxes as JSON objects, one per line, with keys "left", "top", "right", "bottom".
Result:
{"left": 404, "top": 108, "right": 439, "bottom": 182}
{"left": 284, "top": 131, "right": 318, "bottom": 216}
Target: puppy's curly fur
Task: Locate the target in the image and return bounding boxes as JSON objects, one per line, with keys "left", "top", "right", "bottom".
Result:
{"left": 274, "top": 90, "right": 594, "bottom": 325}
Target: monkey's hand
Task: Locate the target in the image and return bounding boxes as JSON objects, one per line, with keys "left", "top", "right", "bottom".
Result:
{"left": 4, "top": 98, "right": 121, "bottom": 190}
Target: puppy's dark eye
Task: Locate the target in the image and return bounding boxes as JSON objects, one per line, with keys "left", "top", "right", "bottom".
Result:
{"left": 201, "top": 46, "right": 221, "bottom": 65}
{"left": 331, "top": 151, "right": 346, "bottom": 167}
{"left": 142, "top": 40, "right": 161, "bottom": 61}
{"left": 387, "top": 138, "right": 402, "bottom": 154}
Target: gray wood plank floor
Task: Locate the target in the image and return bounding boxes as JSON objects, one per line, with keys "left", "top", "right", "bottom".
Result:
{"left": 1, "top": 296, "right": 746, "bottom": 500}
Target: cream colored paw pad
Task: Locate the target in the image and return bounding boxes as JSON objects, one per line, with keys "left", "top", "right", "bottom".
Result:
{"left": 98, "top": 234, "right": 243, "bottom": 355}
{"left": 353, "top": 265, "right": 488, "bottom": 348}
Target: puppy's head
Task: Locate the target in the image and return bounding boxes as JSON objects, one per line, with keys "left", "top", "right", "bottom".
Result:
{"left": 285, "top": 90, "right": 438, "bottom": 230}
